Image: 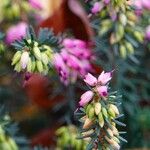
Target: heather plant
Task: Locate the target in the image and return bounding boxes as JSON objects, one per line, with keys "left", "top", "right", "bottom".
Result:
{"left": 0, "top": 0, "right": 149, "bottom": 149}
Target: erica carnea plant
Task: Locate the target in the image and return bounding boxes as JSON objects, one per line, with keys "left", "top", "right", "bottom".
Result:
{"left": 75, "top": 70, "right": 127, "bottom": 149}
{"left": 88, "top": 0, "right": 144, "bottom": 58}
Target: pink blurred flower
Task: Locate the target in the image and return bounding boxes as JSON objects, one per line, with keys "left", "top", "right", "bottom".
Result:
{"left": 79, "top": 90, "right": 94, "bottom": 106}
{"left": 96, "top": 86, "right": 108, "bottom": 97}
{"left": 6, "top": 22, "right": 28, "bottom": 44}
{"left": 145, "top": 25, "right": 150, "bottom": 40}
{"left": 91, "top": 2, "right": 102, "bottom": 14}
{"left": 84, "top": 73, "right": 97, "bottom": 86}
{"left": 53, "top": 38, "right": 93, "bottom": 85}
{"left": 21, "top": 52, "right": 29, "bottom": 69}
{"left": 29, "top": 0, "right": 43, "bottom": 10}
{"left": 142, "top": 0, "right": 150, "bottom": 9}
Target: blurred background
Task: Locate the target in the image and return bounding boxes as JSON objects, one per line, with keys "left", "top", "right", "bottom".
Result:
{"left": 0, "top": 0, "right": 150, "bottom": 149}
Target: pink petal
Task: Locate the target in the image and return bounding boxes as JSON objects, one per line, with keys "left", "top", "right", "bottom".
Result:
{"left": 84, "top": 73, "right": 97, "bottom": 86}
{"left": 98, "top": 71, "right": 113, "bottom": 85}
{"left": 79, "top": 90, "right": 94, "bottom": 106}
{"left": 97, "top": 86, "right": 108, "bottom": 97}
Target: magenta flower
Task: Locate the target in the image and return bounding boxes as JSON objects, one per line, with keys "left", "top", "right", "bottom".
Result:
{"left": 63, "top": 38, "right": 74, "bottom": 48}
{"left": 96, "top": 86, "right": 108, "bottom": 97}
{"left": 84, "top": 73, "right": 97, "bottom": 86}
{"left": 29, "top": 0, "right": 43, "bottom": 10}
{"left": 91, "top": 2, "right": 103, "bottom": 14}
{"left": 6, "top": 22, "right": 28, "bottom": 44}
{"left": 98, "top": 71, "right": 112, "bottom": 85}
{"left": 79, "top": 91, "right": 94, "bottom": 106}
{"left": 53, "top": 38, "right": 93, "bottom": 85}
{"left": 21, "top": 51, "right": 29, "bottom": 69}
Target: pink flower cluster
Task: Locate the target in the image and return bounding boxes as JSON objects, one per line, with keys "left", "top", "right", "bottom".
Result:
{"left": 79, "top": 71, "right": 113, "bottom": 106}
{"left": 6, "top": 22, "right": 28, "bottom": 44}
{"left": 53, "top": 38, "right": 93, "bottom": 85}
{"left": 134, "top": 0, "right": 150, "bottom": 10}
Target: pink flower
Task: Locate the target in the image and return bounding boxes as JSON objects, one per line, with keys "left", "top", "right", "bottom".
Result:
{"left": 104, "top": 0, "right": 110, "bottom": 5}
{"left": 97, "top": 86, "right": 108, "bottom": 97}
{"left": 6, "top": 22, "right": 28, "bottom": 44}
{"left": 91, "top": 2, "right": 103, "bottom": 14}
{"left": 79, "top": 91, "right": 94, "bottom": 106}
{"left": 29, "top": 0, "right": 43, "bottom": 10}
{"left": 98, "top": 71, "right": 113, "bottom": 85}
{"left": 63, "top": 38, "right": 74, "bottom": 48}
{"left": 73, "top": 39, "right": 86, "bottom": 48}
{"left": 21, "top": 51, "right": 29, "bottom": 69}
{"left": 84, "top": 73, "right": 97, "bottom": 86}
{"left": 145, "top": 25, "right": 150, "bottom": 40}
{"left": 142, "top": 0, "right": 150, "bottom": 9}
{"left": 53, "top": 53, "right": 69, "bottom": 84}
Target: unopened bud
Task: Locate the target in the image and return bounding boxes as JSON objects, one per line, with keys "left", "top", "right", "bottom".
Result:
{"left": 98, "top": 113, "right": 104, "bottom": 127}
{"left": 102, "top": 107, "right": 108, "bottom": 118}
{"left": 88, "top": 107, "right": 95, "bottom": 119}
{"left": 33, "top": 46, "right": 41, "bottom": 60}
{"left": 83, "top": 118, "right": 93, "bottom": 129}
{"left": 12, "top": 51, "right": 22, "bottom": 65}
{"left": 119, "top": 13, "right": 127, "bottom": 26}
{"left": 107, "top": 128, "right": 113, "bottom": 137}
{"left": 94, "top": 102, "right": 101, "bottom": 115}
{"left": 110, "top": 104, "right": 119, "bottom": 115}
{"left": 119, "top": 45, "right": 126, "bottom": 58}
{"left": 36, "top": 60, "right": 43, "bottom": 73}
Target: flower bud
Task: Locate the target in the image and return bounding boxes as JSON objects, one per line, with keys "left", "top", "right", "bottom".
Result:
{"left": 94, "top": 102, "right": 101, "bottom": 115}
{"left": 83, "top": 118, "right": 93, "bottom": 129}
{"left": 112, "top": 126, "right": 119, "bottom": 136}
{"left": 31, "top": 58, "right": 36, "bottom": 72}
{"left": 107, "top": 128, "right": 113, "bottom": 137}
{"left": 97, "top": 86, "right": 108, "bottom": 97}
{"left": 33, "top": 46, "right": 41, "bottom": 60}
{"left": 79, "top": 91, "right": 94, "bottom": 107}
{"left": 110, "top": 104, "right": 119, "bottom": 115}
{"left": 98, "top": 113, "right": 104, "bottom": 127}
{"left": 108, "top": 107, "right": 116, "bottom": 118}
{"left": 41, "top": 53, "right": 49, "bottom": 65}
{"left": 134, "top": 31, "right": 144, "bottom": 43}
{"left": 125, "top": 42, "right": 134, "bottom": 54}
{"left": 36, "top": 60, "right": 43, "bottom": 73}
{"left": 14, "top": 62, "right": 21, "bottom": 72}
{"left": 12, "top": 51, "right": 22, "bottom": 65}
{"left": 27, "top": 57, "right": 32, "bottom": 72}
{"left": 102, "top": 107, "right": 108, "bottom": 118}
{"left": 119, "top": 45, "right": 126, "bottom": 58}
{"left": 119, "top": 13, "right": 127, "bottom": 26}
{"left": 88, "top": 107, "right": 95, "bottom": 119}
{"left": 21, "top": 51, "right": 29, "bottom": 69}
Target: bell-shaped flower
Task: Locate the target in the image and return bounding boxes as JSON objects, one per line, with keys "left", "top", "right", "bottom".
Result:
{"left": 98, "top": 71, "right": 112, "bottom": 85}
{"left": 84, "top": 73, "right": 97, "bottom": 86}
{"left": 21, "top": 51, "right": 29, "bottom": 69}
{"left": 97, "top": 86, "right": 108, "bottom": 97}
{"left": 79, "top": 90, "right": 94, "bottom": 106}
